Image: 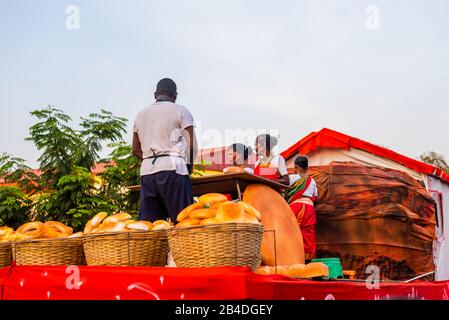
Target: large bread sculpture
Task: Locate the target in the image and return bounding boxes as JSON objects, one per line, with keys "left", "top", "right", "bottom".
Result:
{"left": 243, "top": 184, "right": 305, "bottom": 265}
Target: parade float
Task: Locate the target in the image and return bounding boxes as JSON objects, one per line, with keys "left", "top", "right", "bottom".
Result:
{"left": 1, "top": 129, "right": 449, "bottom": 300}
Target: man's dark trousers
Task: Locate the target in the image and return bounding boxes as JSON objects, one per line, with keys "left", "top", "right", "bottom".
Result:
{"left": 138, "top": 170, "right": 193, "bottom": 222}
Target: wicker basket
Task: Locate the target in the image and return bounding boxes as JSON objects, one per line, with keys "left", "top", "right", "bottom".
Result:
{"left": 168, "top": 223, "right": 263, "bottom": 271}
{"left": 83, "top": 230, "right": 169, "bottom": 266}
{"left": 12, "top": 237, "right": 85, "bottom": 266}
{"left": 0, "top": 242, "right": 12, "bottom": 268}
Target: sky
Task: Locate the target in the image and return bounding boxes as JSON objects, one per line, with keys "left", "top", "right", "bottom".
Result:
{"left": 0, "top": 0, "right": 448, "bottom": 167}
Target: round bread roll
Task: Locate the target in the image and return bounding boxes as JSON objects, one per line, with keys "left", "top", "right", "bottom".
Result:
{"left": 286, "top": 263, "right": 306, "bottom": 277}
{"left": 274, "top": 265, "right": 290, "bottom": 276}
{"left": 99, "top": 221, "right": 127, "bottom": 233}
{"left": 103, "top": 212, "right": 132, "bottom": 224}
{"left": 210, "top": 202, "right": 224, "bottom": 209}
{"left": 255, "top": 266, "right": 272, "bottom": 275}
{"left": 43, "top": 221, "right": 73, "bottom": 238}
{"left": 199, "top": 193, "right": 228, "bottom": 204}
{"left": 0, "top": 226, "right": 14, "bottom": 238}
{"left": 303, "top": 262, "right": 329, "bottom": 278}
{"left": 123, "top": 219, "right": 136, "bottom": 226}
{"left": 215, "top": 201, "right": 246, "bottom": 223}
{"left": 152, "top": 220, "right": 173, "bottom": 230}
{"left": 7, "top": 231, "right": 31, "bottom": 241}
{"left": 68, "top": 232, "right": 84, "bottom": 238}
{"left": 242, "top": 212, "right": 260, "bottom": 224}
{"left": 16, "top": 221, "right": 44, "bottom": 239}
{"left": 126, "top": 221, "right": 152, "bottom": 232}
{"left": 223, "top": 166, "right": 245, "bottom": 174}
{"left": 237, "top": 201, "right": 262, "bottom": 221}
{"left": 199, "top": 217, "right": 219, "bottom": 225}
{"left": 177, "top": 202, "right": 203, "bottom": 222}
{"left": 84, "top": 212, "right": 108, "bottom": 234}
{"left": 189, "top": 208, "right": 217, "bottom": 219}
{"left": 176, "top": 218, "right": 201, "bottom": 228}
{"left": 243, "top": 184, "right": 305, "bottom": 266}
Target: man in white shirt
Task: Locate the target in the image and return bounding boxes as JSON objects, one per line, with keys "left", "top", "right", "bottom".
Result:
{"left": 132, "top": 78, "right": 197, "bottom": 223}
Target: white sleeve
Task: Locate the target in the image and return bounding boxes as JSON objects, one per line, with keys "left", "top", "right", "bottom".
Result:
{"left": 288, "top": 174, "right": 300, "bottom": 186}
{"left": 179, "top": 105, "right": 195, "bottom": 130}
{"left": 133, "top": 114, "right": 140, "bottom": 133}
{"left": 276, "top": 156, "right": 288, "bottom": 176}
{"left": 312, "top": 179, "right": 318, "bottom": 197}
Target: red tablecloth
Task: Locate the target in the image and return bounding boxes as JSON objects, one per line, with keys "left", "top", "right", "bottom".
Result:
{"left": 1, "top": 265, "right": 448, "bottom": 300}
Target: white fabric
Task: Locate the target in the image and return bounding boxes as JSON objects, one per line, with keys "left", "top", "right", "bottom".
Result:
{"left": 133, "top": 101, "right": 194, "bottom": 176}
{"left": 286, "top": 147, "right": 425, "bottom": 182}
{"left": 255, "top": 154, "right": 288, "bottom": 176}
{"left": 289, "top": 174, "right": 319, "bottom": 197}
{"left": 428, "top": 176, "right": 449, "bottom": 280}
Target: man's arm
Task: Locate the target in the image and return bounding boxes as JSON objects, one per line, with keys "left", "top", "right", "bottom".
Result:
{"left": 182, "top": 126, "right": 198, "bottom": 174}
{"left": 132, "top": 132, "right": 143, "bottom": 161}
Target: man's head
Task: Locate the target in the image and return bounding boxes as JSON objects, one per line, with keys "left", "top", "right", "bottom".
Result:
{"left": 155, "top": 78, "right": 178, "bottom": 102}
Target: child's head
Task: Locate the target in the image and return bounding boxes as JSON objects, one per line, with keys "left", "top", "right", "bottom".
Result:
{"left": 294, "top": 156, "right": 309, "bottom": 175}
{"left": 228, "top": 143, "right": 252, "bottom": 165}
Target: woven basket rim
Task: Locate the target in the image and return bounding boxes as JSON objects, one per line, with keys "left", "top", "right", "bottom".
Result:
{"left": 169, "top": 222, "right": 263, "bottom": 233}
{"left": 83, "top": 229, "right": 168, "bottom": 240}
{"left": 11, "top": 237, "right": 83, "bottom": 245}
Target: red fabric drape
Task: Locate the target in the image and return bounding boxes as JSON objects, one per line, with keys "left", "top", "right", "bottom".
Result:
{"left": 1, "top": 265, "right": 448, "bottom": 300}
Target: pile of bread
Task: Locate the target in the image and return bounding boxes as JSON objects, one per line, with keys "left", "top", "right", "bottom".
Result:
{"left": 256, "top": 262, "right": 329, "bottom": 278}
{"left": 83, "top": 212, "right": 173, "bottom": 234}
{"left": 176, "top": 193, "right": 262, "bottom": 227}
{"left": 0, "top": 221, "right": 79, "bottom": 242}
{"left": 0, "top": 212, "right": 174, "bottom": 242}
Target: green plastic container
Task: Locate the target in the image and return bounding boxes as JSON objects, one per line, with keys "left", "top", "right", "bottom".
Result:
{"left": 311, "top": 258, "right": 343, "bottom": 279}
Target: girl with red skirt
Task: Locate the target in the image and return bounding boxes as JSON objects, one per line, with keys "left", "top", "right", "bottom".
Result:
{"left": 287, "top": 156, "right": 318, "bottom": 261}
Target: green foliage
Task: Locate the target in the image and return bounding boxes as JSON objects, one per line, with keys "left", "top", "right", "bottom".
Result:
{"left": 26, "top": 106, "right": 127, "bottom": 187}
{"left": 26, "top": 107, "right": 80, "bottom": 186}
{"left": 75, "top": 110, "right": 128, "bottom": 170}
{"left": 0, "top": 106, "right": 133, "bottom": 230}
{"left": 420, "top": 151, "right": 449, "bottom": 173}
{"left": 35, "top": 167, "right": 113, "bottom": 231}
{"left": 0, "top": 153, "right": 40, "bottom": 193}
{"left": 0, "top": 186, "right": 32, "bottom": 229}
{"left": 192, "top": 160, "right": 207, "bottom": 176}
{"left": 98, "top": 142, "right": 141, "bottom": 217}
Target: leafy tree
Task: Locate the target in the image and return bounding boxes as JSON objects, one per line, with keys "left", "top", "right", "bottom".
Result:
{"left": 26, "top": 106, "right": 127, "bottom": 187}
{"left": 35, "top": 166, "right": 113, "bottom": 230}
{"left": 420, "top": 151, "right": 449, "bottom": 173}
{"left": 75, "top": 110, "right": 128, "bottom": 170}
{"left": 98, "top": 142, "right": 141, "bottom": 216}
{"left": 26, "top": 107, "right": 80, "bottom": 187}
{"left": 22, "top": 106, "right": 129, "bottom": 229}
{"left": 0, "top": 153, "right": 40, "bottom": 193}
{"left": 0, "top": 186, "right": 32, "bottom": 229}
